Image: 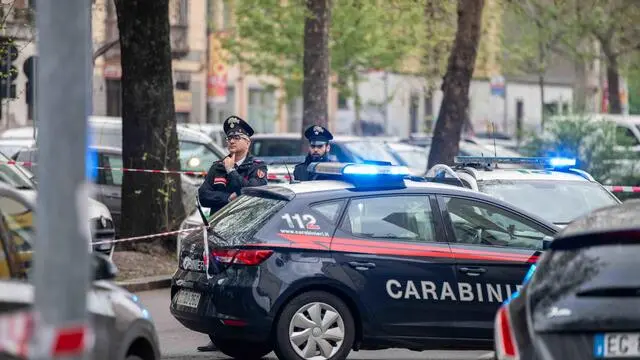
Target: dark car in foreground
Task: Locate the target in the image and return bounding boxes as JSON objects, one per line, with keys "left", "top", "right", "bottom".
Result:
{"left": 170, "top": 162, "right": 558, "bottom": 360}
{"left": 0, "top": 183, "right": 160, "bottom": 360}
{"left": 494, "top": 199, "right": 640, "bottom": 360}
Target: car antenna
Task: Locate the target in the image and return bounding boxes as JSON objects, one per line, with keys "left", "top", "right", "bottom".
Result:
{"left": 284, "top": 162, "right": 295, "bottom": 184}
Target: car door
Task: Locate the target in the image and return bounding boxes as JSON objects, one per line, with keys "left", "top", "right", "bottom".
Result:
{"left": 97, "top": 151, "right": 122, "bottom": 231}
{"left": 438, "top": 195, "right": 554, "bottom": 340}
{"left": 330, "top": 193, "right": 459, "bottom": 339}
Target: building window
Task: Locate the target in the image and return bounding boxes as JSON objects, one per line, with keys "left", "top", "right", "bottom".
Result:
{"left": 176, "top": 112, "right": 189, "bottom": 123}
{"left": 248, "top": 88, "right": 276, "bottom": 133}
{"left": 106, "top": 79, "right": 122, "bottom": 117}
{"left": 208, "top": 86, "right": 235, "bottom": 124}
{"left": 287, "top": 97, "right": 303, "bottom": 132}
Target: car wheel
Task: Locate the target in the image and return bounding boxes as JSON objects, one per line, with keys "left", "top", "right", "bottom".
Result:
{"left": 213, "top": 338, "right": 272, "bottom": 359}
{"left": 274, "top": 291, "right": 355, "bottom": 360}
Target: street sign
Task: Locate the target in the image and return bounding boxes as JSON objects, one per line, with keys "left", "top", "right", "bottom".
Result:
{"left": 490, "top": 75, "right": 505, "bottom": 97}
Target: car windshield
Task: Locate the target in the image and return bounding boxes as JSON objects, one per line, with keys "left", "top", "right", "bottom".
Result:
{"left": 478, "top": 180, "right": 620, "bottom": 224}
{"left": 0, "top": 151, "right": 35, "bottom": 189}
{"left": 392, "top": 148, "right": 427, "bottom": 170}
{"left": 343, "top": 141, "right": 401, "bottom": 165}
{"left": 179, "top": 141, "right": 223, "bottom": 173}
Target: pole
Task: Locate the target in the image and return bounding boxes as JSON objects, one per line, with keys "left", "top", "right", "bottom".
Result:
{"left": 33, "top": 0, "right": 92, "bottom": 359}
{"left": 5, "top": 41, "right": 10, "bottom": 125}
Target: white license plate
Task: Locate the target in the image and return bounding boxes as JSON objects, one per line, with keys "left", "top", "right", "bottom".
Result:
{"left": 175, "top": 290, "right": 201, "bottom": 308}
{"left": 595, "top": 333, "right": 640, "bottom": 358}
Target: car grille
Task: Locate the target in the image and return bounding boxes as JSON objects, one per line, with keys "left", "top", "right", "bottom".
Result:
{"left": 90, "top": 217, "right": 115, "bottom": 252}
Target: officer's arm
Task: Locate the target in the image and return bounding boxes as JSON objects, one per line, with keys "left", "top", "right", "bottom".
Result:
{"left": 227, "top": 163, "right": 268, "bottom": 194}
{"left": 197, "top": 166, "right": 230, "bottom": 208}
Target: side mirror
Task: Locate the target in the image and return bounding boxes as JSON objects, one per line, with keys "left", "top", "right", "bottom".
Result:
{"left": 93, "top": 252, "right": 118, "bottom": 281}
{"left": 542, "top": 238, "right": 552, "bottom": 250}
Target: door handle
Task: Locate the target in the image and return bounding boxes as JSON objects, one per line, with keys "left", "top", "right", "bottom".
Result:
{"left": 459, "top": 267, "right": 486, "bottom": 276}
{"left": 348, "top": 261, "right": 376, "bottom": 270}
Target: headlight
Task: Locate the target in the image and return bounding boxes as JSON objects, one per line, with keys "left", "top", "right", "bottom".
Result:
{"left": 187, "top": 157, "right": 201, "bottom": 168}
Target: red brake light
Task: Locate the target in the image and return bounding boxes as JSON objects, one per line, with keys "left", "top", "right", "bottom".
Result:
{"left": 495, "top": 306, "right": 519, "bottom": 360}
{"left": 212, "top": 249, "right": 274, "bottom": 265}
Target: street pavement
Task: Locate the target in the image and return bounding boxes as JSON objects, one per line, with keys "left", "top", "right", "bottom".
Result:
{"left": 137, "top": 289, "right": 495, "bottom": 360}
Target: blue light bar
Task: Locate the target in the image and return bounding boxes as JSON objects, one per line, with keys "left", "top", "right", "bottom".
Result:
{"left": 454, "top": 156, "right": 576, "bottom": 168}
{"left": 308, "top": 162, "right": 410, "bottom": 188}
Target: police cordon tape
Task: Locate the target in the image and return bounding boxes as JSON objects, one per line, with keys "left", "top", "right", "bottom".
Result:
{"left": 91, "top": 225, "right": 207, "bottom": 246}
{"left": 3, "top": 159, "right": 640, "bottom": 192}
{"left": 0, "top": 310, "right": 93, "bottom": 358}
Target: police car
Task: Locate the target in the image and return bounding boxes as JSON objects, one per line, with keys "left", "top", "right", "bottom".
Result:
{"left": 426, "top": 156, "right": 621, "bottom": 227}
{"left": 170, "top": 162, "right": 560, "bottom": 360}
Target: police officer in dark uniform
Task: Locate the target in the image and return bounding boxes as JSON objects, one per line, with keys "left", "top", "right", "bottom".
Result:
{"left": 196, "top": 116, "right": 267, "bottom": 352}
{"left": 293, "top": 125, "right": 334, "bottom": 181}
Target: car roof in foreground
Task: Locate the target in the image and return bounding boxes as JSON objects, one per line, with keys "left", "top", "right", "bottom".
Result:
{"left": 554, "top": 200, "right": 640, "bottom": 242}
{"left": 467, "top": 168, "right": 590, "bottom": 182}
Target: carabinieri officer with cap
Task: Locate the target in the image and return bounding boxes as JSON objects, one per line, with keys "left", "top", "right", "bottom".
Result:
{"left": 196, "top": 116, "right": 267, "bottom": 352}
{"left": 293, "top": 125, "right": 334, "bottom": 181}
{"left": 197, "top": 115, "right": 268, "bottom": 214}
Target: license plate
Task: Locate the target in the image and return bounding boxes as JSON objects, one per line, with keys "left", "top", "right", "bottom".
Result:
{"left": 175, "top": 290, "right": 201, "bottom": 308}
{"left": 595, "top": 333, "right": 640, "bottom": 358}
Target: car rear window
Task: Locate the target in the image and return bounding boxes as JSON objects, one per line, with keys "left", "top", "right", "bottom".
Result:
{"left": 208, "top": 195, "right": 287, "bottom": 246}
{"left": 252, "top": 139, "right": 304, "bottom": 157}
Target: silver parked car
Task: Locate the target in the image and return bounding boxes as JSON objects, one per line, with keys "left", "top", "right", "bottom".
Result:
{"left": 0, "top": 184, "right": 161, "bottom": 360}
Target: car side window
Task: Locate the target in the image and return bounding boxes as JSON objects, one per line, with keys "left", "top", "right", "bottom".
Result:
{"left": 339, "top": 196, "right": 437, "bottom": 243}
{"left": 616, "top": 126, "right": 640, "bottom": 146}
{"left": 104, "top": 154, "right": 123, "bottom": 186}
{"left": 443, "top": 196, "right": 552, "bottom": 250}
{"left": 310, "top": 200, "right": 344, "bottom": 224}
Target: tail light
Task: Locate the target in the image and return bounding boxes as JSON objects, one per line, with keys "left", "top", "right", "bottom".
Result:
{"left": 212, "top": 249, "right": 274, "bottom": 266}
{"left": 495, "top": 305, "right": 519, "bottom": 360}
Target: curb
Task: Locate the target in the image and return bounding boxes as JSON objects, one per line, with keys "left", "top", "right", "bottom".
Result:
{"left": 116, "top": 275, "right": 172, "bottom": 292}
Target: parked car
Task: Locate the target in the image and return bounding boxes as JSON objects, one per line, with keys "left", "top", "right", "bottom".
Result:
{"left": 2, "top": 117, "right": 228, "bottom": 182}
{"left": 14, "top": 145, "right": 200, "bottom": 235}
{"left": 494, "top": 199, "right": 640, "bottom": 360}
{"left": 0, "top": 148, "right": 115, "bottom": 253}
{"left": 180, "top": 123, "right": 225, "bottom": 147}
{"left": 0, "top": 183, "right": 161, "bottom": 360}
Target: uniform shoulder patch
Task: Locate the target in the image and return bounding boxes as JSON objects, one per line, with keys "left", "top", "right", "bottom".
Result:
{"left": 256, "top": 169, "right": 266, "bottom": 179}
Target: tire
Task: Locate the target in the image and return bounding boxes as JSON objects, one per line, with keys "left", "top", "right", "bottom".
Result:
{"left": 125, "top": 356, "right": 144, "bottom": 360}
{"left": 213, "top": 338, "right": 272, "bottom": 359}
{"left": 274, "top": 291, "right": 355, "bottom": 360}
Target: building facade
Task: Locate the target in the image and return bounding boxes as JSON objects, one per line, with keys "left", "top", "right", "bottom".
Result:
{"left": 92, "top": 0, "right": 208, "bottom": 124}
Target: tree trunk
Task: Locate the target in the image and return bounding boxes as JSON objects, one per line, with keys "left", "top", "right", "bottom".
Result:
{"left": 115, "top": 0, "right": 184, "bottom": 251}
{"left": 352, "top": 72, "right": 362, "bottom": 136}
{"left": 427, "top": 0, "right": 485, "bottom": 169}
{"left": 606, "top": 55, "right": 623, "bottom": 114}
{"left": 301, "top": 0, "right": 330, "bottom": 151}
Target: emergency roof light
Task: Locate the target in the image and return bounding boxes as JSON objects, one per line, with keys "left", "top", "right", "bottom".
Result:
{"left": 307, "top": 162, "right": 410, "bottom": 189}
{"left": 454, "top": 156, "right": 576, "bottom": 168}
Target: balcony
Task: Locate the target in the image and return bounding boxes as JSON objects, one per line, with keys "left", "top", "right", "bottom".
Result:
{"left": 170, "top": 24, "right": 189, "bottom": 59}
{"left": 169, "top": 0, "right": 189, "bottom": 58}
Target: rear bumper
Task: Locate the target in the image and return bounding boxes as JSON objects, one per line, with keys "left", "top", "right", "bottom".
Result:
{"left": 169, "top": 268, "right": 274, "bottom": 343}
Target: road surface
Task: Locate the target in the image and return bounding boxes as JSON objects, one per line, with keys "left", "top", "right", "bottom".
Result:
{"left": 136, "top": 289, "right": 495, "bottom": 360}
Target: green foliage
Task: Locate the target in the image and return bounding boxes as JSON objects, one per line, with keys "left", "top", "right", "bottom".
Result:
{"left": 221, "top": 0, "right": 423, "bottom": 101}
{"left": 522, "top": 115, "right": 640, "bottom": 184}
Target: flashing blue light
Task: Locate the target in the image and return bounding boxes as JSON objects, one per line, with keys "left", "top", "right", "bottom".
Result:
{"left": 342, "top": 164, "right": 410, "bottom": 176}
{"left": 86, "top": 129, "right": 98, "bottom": 181}
{"left": 548, "top": 157, "right": 576, "bottom": 167}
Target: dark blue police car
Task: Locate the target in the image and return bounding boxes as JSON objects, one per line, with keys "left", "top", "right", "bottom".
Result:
{"left": 170, "top": 163, "right": 559, "bottom": 360}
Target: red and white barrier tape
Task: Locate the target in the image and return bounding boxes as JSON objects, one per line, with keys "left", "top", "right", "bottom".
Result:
{"left": 605, "top": 185, "right": 640, "bottom": 193}
{"left": 91, "top": 225, "right": 206, "bottom": 246}
{"left": 0, "top": 310, "right": 92, "bottom": 358}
